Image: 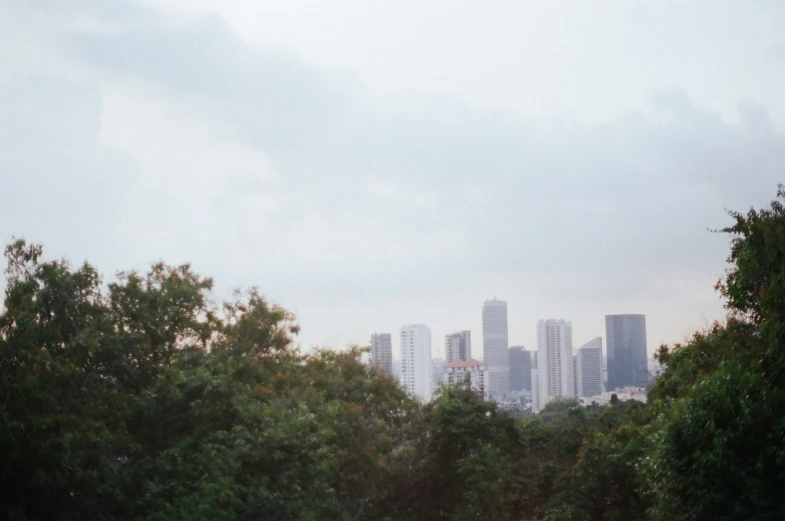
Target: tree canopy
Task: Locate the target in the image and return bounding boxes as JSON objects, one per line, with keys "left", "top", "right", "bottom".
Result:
{"left": 3, "top": 185, "right": 785, "bottom": 520}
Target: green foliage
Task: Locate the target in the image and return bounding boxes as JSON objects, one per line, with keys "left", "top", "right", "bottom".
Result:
{"left": 386, "top": 383, "right": 521, "bottom": 520}
{"left": 6, "top": 185, "right": 785, "bottom": 521}
{"left": 0, "top": 240, "right": 416, "bottom": 520}
{"left": 646, "top": 362, "right": 785, "bottom": 521}
{"left": 642, "top": 185, "right": 785, "bottom": 520}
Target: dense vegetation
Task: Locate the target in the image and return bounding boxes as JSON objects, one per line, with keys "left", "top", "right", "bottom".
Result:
{"left": 2, "top": 187, "right": 785, "bottom": 520}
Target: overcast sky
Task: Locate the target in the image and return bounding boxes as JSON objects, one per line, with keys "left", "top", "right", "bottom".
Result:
{"left": 2, "top": 0, "right": 784, "bottom": 358}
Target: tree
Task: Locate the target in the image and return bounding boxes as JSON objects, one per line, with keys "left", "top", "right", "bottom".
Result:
{"left": 0, "top": 240, "right": 420, "bottom": 521}
{"left": 383, "top": 382, "right": 522, "bottom": 521}
{"left": 644, "top": 186, "right": 785, "bottom": 521}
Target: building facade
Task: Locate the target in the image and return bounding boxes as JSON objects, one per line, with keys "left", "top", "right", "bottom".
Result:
{"left": 575, "top": 337, "right": 603, "bottom": 398}
{"left": 605, "top": 315, "right": 648, "bottom": 391}
{"left": 445, "top": 330, "right": 472, "bottom": 364}
{"left": 482, "top": 298, "right": 510, "bottom": 401}
{"left": 531, "top": 367, "right": 541, "bottom": 413}
{"left": 370, "top": 332, "right": 393, "bottom": 375}
{"left": 443, "top": 359, "right": 489, "bottom": 399}
{"left": 534, "top": 319, "right": 574, "bottom": 412}
{"left": 509, "top": 346, "right": 533, "bottom": 391}
{"left": 400, "top": 324, "right": 432, "bottom": 402}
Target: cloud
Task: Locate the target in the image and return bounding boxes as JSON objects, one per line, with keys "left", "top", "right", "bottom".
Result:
{"left": 2, "top": 0, "right": 784, "bottom": 349}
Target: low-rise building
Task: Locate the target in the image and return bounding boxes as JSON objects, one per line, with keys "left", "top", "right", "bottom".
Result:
{"left": 443, "top": 358, "right": 489, "bottom": 400}
{"left": 579, "top": 386, "right": 648, "bottom": 406}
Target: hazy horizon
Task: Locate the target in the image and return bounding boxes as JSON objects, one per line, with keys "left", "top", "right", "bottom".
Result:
{"left": 3, "top": 1, "right": 784, "bottom": 358}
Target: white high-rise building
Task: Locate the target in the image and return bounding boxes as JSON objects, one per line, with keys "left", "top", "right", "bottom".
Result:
{"left": 576, "top": 337, "right": 603, "bottom": 398}
{"left": 482, "top": 298, "right": 509, "bottom": 401}
{"left": 534, "top": 319, "right": 574, "bottom": 412}
{"left": 399, "top": 324, "right": 432, "bottom": 402}
{"left": 445, "top": 330, "right": 472, "bottom": 364}
{"left": 370, "top": 333, "right": 393, "bottom": 375}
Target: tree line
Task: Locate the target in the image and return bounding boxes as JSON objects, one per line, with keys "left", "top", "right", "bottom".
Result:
{"left": 3, "top": 188, "right": 785, "bottom": 520}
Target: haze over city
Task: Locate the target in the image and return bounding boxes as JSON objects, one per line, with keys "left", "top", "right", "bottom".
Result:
{"left": 3, "top": 1, "right": 785, "bottom": 357}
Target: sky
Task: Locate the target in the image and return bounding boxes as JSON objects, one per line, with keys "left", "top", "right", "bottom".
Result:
{"left": 2, "top": 0, "right": 784, "bottom": 359}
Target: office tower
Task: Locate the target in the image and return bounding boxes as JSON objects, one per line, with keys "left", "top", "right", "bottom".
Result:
{"left": 535, "top": 319, "right": 574, "bottom": 411}
{"left": 370, "top": 333, "right": 393, "bottom": 375}
{"left": 445, "top": 330, "right": 472, "bottom": 364}
{"left": 605, "top": 315, "right": 648, "bottom": 390}
{"left": 576, "top": 337, "right": 603, "bottom": 398}
{"left": 444, "top": 359, "right": 489, "bottom": 399}
{"left": 400, "top": 324, "right": 432, "bottom": 402}
{"left": 482, "top": 298, "right": 510, "bottom": 401}
{"left": 509, "top": 346, "right": 533, "bottom": 391}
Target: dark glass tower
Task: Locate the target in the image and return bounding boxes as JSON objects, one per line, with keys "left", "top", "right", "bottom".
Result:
{"left": 605, "top": 314, "right": 648, "bottom": 390}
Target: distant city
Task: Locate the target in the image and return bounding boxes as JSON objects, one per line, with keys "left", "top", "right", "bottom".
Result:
{"left": 369, "top": 298, "right": 655, "bottom": 412}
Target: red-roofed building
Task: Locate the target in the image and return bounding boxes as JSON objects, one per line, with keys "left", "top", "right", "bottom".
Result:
{"left": 443, "top": 358, "right": 489, "bottom": 400}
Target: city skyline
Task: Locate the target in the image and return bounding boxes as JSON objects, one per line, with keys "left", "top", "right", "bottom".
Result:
{"left": 378, "top": 298, "right": 650, "bottom": 404}
{"left": 371, "top": 309, "right": 650, "bottom": 365}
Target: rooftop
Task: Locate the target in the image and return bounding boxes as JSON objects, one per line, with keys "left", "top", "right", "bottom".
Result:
{"left": 446, "top": 358, "right": 484, "bottom": 369}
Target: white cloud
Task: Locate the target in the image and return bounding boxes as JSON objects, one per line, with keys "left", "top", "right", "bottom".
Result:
{"left": 1, "top": 0, "right": 783, "bottom": 353}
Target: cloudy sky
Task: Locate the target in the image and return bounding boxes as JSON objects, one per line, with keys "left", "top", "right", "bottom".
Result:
{"left": 2, "top": 0, "right": 784, "bottom": 357}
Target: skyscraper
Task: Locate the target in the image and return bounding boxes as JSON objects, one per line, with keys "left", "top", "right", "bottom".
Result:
{"left": 508, "top": 346, "right": 533, "bottom": 391}
{"left": 534, "top": 319, "right": 574, "bottom": 412}
{"left": 575, "top": 337, "right": 603, "bottom": 398}
{"left": 399, "top": 324, "right": 432, "bottom": 402}
{"left": 445, "top": 330, "right": 471, "bottom": 364}
{"left": 482, "top": 298, "right": 509, "bottom": 401}
{"left": 605, "top": 315, "right": 648, "bottom": 390}
{"left": 370, "top": 333, "right": 393, "bottom": 375}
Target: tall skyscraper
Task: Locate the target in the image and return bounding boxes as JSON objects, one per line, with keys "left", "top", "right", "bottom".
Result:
{"left": 370, "top": 333, "right": 393, "bottom": 375}
{"left": 399, "top": 324, "right": 432, "bottom": 402}
{"left": 534, "top": 319, "right": 574, "bottom": 412}
{"left": 445, "top": 330, "right": 471, "bottom": 364}
{"left": 575, "top": 337, "right": 603, "bottom": 398}
{"left": 508, "top": 346, "right": 533, "bottom": 391}
{"left": 605, "top": 315, "right": 648, "bottom": 390}
{"left": 482, "top": 298, "right": 509, "bottom": 401}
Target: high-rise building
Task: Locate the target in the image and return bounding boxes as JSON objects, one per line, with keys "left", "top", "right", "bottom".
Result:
{"left": 445, "top": 330, "right": 472, "bottom": 364}
{"left": 576, "top": 337, "right": 603, "bottom": 398}
{"left": 400, "top": 324, "right": 432, "bottom": 402}
{"left": 370, "top": 333, "right": 393, "bottom": 375}
{"left": 482, "top": 298, "right": 510, "bottom": 401}
{"left": 509, "top": 346, "right": 533, "bottom": 391}
{"left": 531, "top": 368, "right": 541, "bottom": 412}
{"left": 443, "top": 359, "right": 489, "bottom": 399}
{"left": 605, "top": 315, "right": 648, "bottom": 391}
{"left": 534, "top": 319, "right": 574, "bottom": 412}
